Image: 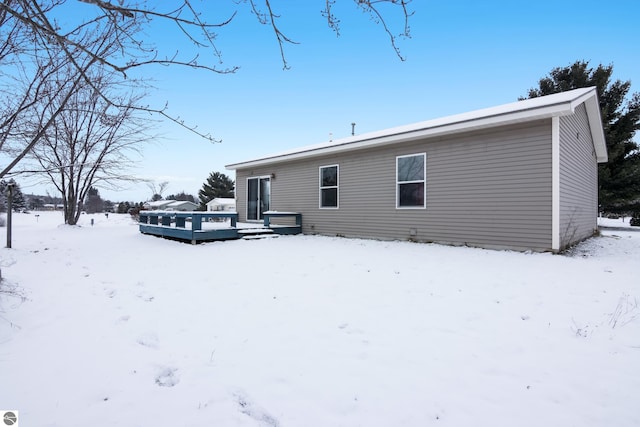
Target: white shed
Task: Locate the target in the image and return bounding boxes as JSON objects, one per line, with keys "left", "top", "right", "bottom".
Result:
{"left": 206, "top": 198, "right": 236, "bottom": 212}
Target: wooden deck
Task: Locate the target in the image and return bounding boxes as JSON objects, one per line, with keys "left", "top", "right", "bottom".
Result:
{"left": 138, "top": 211, "right": 302, "bottom": 244}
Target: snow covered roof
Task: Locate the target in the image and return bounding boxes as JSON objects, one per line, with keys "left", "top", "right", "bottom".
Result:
{"left": 145, "top": 200, "right": 172, "bottom": 208}
{"left": 166, "top": 200, "right": 198, "bottom": 209}
{"left": 206, "top": 198, "right": 236, "bottom": 206}
{"left": 144, "top": 200, "right": 198, "bottom": 210}
{"left": 226, "top": 87, "right": 607, "bottom": 170}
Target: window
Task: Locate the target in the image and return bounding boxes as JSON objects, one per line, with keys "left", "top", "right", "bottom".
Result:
{"left": 396, "top": 153, "right": 426, "bottom": 208}
{"left": 319, "top": 165, "right": 339, "bottom": 208}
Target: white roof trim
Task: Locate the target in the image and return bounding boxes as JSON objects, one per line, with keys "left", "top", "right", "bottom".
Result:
{"left": 226, "top": 87, "right": 607, "bottom": 169}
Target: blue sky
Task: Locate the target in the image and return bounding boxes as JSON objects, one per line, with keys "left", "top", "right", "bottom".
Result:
{"left": 19, "top": 1, "right": 640, "bottom": 202}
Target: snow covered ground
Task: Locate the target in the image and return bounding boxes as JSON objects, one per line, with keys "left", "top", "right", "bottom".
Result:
{"left": 1, "top": 212, "right": 638, "bottom": 426}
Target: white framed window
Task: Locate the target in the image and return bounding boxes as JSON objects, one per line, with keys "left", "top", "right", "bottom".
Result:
{"left": 319, "top": 164, "right": 339, "bottom": 209}
{"left": 396, "top": 153, "right": 426, "bottom": 208}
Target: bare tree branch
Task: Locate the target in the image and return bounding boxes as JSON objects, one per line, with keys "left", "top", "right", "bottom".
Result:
{"left": 354, "top": 0, "right": 413, "bottom": 61}
{"left": 0, "top": 0, "right": 414, "bottom": 180}
{"left": 23, "top": 65, "right": 153, "bottom": 224}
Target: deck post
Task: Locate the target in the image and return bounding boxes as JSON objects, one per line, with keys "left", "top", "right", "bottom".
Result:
{"left": 192, "top": 214, "right": 202, "bottom": 231}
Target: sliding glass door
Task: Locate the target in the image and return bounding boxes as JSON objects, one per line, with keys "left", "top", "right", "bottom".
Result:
{"left": 247, "top": 176, "right": 270, "bottom": 220}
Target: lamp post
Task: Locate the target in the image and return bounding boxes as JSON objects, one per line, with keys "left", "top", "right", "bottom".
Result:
{"left": 5, "top": 182, "right": 14, "bottom": 248}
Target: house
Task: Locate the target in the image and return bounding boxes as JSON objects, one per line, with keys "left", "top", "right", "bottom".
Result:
{"left": 42, "top": 203, "right": 64, "bottom": 211}
{"left": 143, "top": 200, "right": 199, "bottom": 211}
{"left": 226, "top": 87, "right": 607, "bottom": 252}
{"left": 206, "top": 198, "right": 236, "bottom": 212}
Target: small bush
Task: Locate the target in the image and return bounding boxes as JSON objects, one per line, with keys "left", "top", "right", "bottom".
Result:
{"left": 0, "top": 215, "right": 5, "bottom": 227}
{"left": 630, "top": 217, "right": 640, "bottom": 227}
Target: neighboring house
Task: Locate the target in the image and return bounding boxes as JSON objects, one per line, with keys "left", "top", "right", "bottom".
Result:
{"left": 206, "top": 198, "right": 236, "bottom": 212}
{"left": 144, "top": 200, "right": 172, "bottom": 210}
{"left": 42, "top": 204, "right": 64, "bottom": 211}
{"left": 226, "top": 87, "right": 607, "bottom": 252}
{"left": 144, "top": 200, "right": 199, "bottom": 211}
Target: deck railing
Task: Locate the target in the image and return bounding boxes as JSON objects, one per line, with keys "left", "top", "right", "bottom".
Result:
{"left": 139, "top": 211, "right": 238, "bottom": 228}
{"left": 139, "top": 211, "right": 301, "bottom": 243}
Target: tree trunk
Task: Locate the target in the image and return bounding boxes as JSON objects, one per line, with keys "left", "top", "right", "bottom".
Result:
{"left": 65, "top": 192, "right": 78, "bottom": 225}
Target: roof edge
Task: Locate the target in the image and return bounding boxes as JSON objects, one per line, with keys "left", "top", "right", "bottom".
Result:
{"left": 582, "top": 90, "right": 608, "bottom": 162}
{"left": 226, "top": 87, "right": 606, "bottom": 170}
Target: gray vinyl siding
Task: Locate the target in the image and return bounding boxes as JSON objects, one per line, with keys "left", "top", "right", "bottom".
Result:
{"left": 235, "top": 120, "right": 553, "bottom": 251}
{"left": 559, "top": 104, "right": 598, "bottom": 249}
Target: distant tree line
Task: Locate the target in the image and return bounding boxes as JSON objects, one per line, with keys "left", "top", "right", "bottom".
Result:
{"left": 0, "top": 170, "right": 236, "bottom": 215}
{"left": 116, "top": 201, "right": 145, "bottom": 215}
{"left": 0, "top": 180, "right": 123, "bottom": 214}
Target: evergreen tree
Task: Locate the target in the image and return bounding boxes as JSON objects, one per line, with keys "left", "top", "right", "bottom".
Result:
{"left": 85, "top": 187, "right": 104, "bottom": 214}
{"left": 0, "top": 183, "right": 5, "bottom": 213}
{"left": 198, "top": 172, "right": 235, "bottom": 209}
{"left": 524, "top": 61, "right": 640, "bottom": 212}
{"left": 0, "top": 179, "right": 27, "bottom": 211}
{"left": 11, "top": 183, "right": 26, "bottom": 211}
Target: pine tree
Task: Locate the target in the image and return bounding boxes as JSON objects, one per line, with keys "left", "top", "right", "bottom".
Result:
{"left": 524, "top": 61, "right": 640, "bottom": 213}
{"left": 0, "top": 179, "right": 27, "bottom": 211}
{"left": 198, "top": 172, "right": 235, "bottom": 209}
{"left": 11, "top": 182, "right": 26, "bottom": 211}
{"left": 85, "top": 187, "right": 104, "bottom": 214}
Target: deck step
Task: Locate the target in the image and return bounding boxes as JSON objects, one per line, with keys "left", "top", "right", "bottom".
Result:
{"left": 238, "top": 228, "right": 277, "bottom": 239}
{"left": 241, "top": 233, "right": 280, "bottom": 240}
{"left": 237, "top": 228, "right": 275, "bottom": 235}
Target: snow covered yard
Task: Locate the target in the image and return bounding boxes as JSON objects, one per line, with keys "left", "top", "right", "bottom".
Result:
{"left": 1, "top": 212, "right": 639, "bottom": 427}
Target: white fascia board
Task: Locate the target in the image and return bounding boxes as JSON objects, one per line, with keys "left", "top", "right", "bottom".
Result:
{"left": 567, "top": 88, "right": 607, "bottom": 162}
{"left": 584, "top": 97, "right": 608, "bottom": 162}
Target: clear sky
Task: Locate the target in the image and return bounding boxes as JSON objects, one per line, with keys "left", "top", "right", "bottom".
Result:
{"left": 17, "top": 0, "right": 640, "bottom": 203}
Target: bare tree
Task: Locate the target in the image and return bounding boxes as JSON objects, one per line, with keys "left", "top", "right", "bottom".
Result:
{"left": 25, "top": 66, "right": 151, "bottom": 225}
{"left": 0, "top": 1, "right": 413, "bottom": 178}
{"left": 147, "top": 181, "right": 169, "bottom": 202}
